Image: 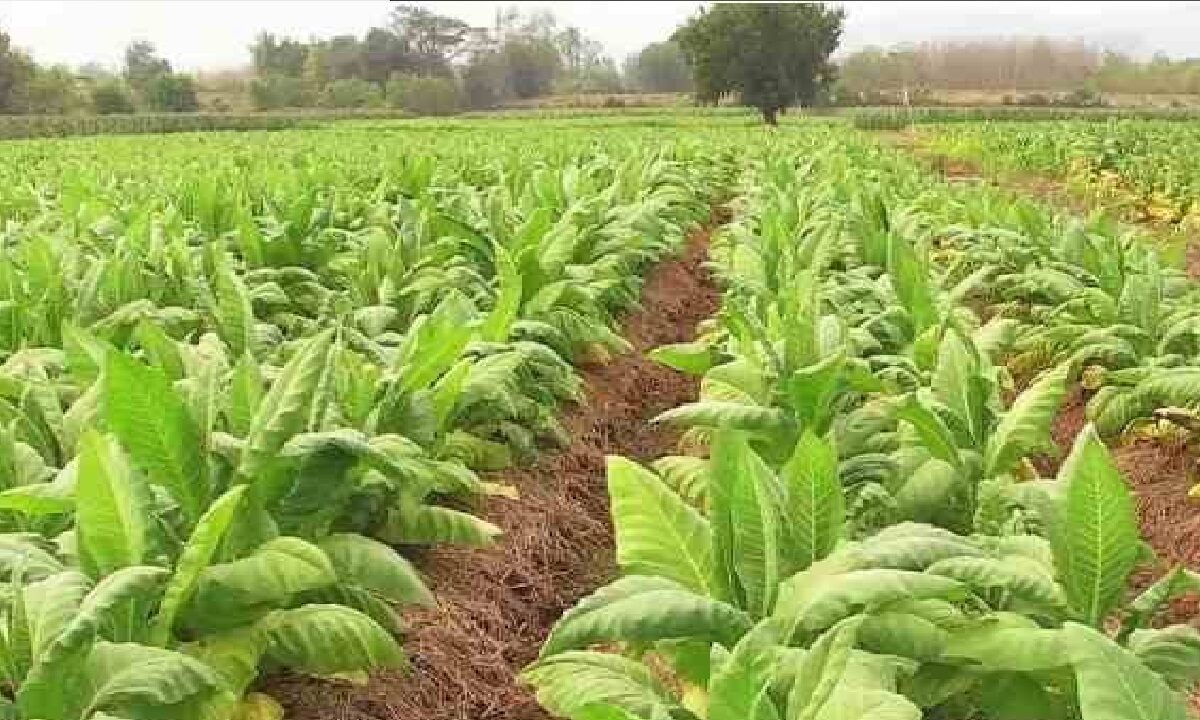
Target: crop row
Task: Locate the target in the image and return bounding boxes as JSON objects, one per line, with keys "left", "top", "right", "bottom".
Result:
{"left": 0, "top": 125, "right": 737, "bottom": 719}
{"left": 922, "top": 120, "right": 1200, "bottom": 229}
{"left": 526, "top": 124, "right": 1200, "bottom": 719}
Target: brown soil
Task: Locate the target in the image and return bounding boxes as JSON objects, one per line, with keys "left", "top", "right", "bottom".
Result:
{"left": 265, "top": 223, "right": 722, "bottom": 720}
{"left": 1038, "top": 385, "right": 1200, "bottom": 625}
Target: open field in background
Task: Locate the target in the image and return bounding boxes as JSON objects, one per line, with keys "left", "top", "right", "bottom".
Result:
{"left": 6, "top": 114, "right": 1200, "bottom": 720}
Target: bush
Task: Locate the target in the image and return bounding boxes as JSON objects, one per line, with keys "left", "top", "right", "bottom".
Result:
{"left": 143, "top": 74, "right": 199, "bottom": 112}
{"left": 91, "top": 80, "right": 136, "bottom": 114}
{"left": 320, "top": 78, "right": 384, "bottom": 109}
{"left": 249, "top": 75, "right": 310, "bottom": 110}
{"left": 385, "top": 74, "right": 462, "bottom": 116}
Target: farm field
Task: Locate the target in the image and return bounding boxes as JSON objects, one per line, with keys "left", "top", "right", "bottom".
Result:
{"left": 915, "top": 120, "right": 1200, "bottom": 232}
{"left": 4, "top": 115, "right": 1200, "bottom": 720}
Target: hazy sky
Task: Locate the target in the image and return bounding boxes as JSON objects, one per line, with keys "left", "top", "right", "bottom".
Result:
{"left": 0, "top": 1, "right": 1196, "bottom": 73}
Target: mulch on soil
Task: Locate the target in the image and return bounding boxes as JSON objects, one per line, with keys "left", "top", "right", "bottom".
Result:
{"left": 1041, "top": 386, "right": 1200, "bottom": 625}
{"left": 266, "top": 223, "right": 722, "bottom": 720}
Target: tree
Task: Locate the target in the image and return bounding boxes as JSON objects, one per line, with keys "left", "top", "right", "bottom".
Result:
{"left": 23, "top": 65, "right": 86, "bottom": 114}
{"left": 123, "top": 40, "right": 171, "bottom": 92}
{"left": 250, "top": 33, "right": 309, "bottom": 77}
{"left": 90, "top": 79, "right": 135, "bottom": 114}
{"left": 503, "top": 37, "right": 561, "bottom": 99}
{"left": 0, "top": 29, "right": 35, "bottom": 113}
{"left": 626, "top": 41, "right": 692, "bottom": 93}
{"left": 673, "top": 3, "right": 844, "bottom": 124}
{"left": 143, "top": 73, "right": 199, "bottom": 112}
{"left": 386, "top": 73, "right": 462, "bottom": 115}
{"left": 462, "top": 50, "right": 509, "bottom": 109}
{"left": 388, "top": 5, "right": 469, "bottom": 77}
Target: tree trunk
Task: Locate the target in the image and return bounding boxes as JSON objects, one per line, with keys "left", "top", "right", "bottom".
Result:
{"left": 761, "top": 105, "right": 779, "bottom": 125}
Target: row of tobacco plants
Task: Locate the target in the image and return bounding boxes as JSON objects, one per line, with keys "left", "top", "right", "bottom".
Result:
{"left": 526, "top": 124, "right": 1200, "bottom": 719}
{"left": 924, "top": 119, "right": 1200, "bottom": 229}
{"left": 0, "top": 122, "right": 737, "bottom": 719}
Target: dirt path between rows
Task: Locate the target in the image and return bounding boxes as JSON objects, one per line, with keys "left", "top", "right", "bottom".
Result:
{"left": 267, "top": 221, "right": 722, "bottom": 720}
{"left": 878, "top": 129, "right": 1200, "bottom": 280}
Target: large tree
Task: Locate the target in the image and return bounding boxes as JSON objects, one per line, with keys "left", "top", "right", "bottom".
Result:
{"left": 673, "top": 3, "right": 844, "bottom": 124}
{"left": 625, "top": 41, "right": 692, "bottom": 93}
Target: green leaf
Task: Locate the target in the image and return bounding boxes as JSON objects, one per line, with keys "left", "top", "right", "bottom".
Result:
{"left": 103, "top": 350, "right": 208, "bottom": 523}
{"left": 226, "top": 352, "right": 264, "bottom": 438}
{"left": 925, "top": 556, "right": 1069, "bottom": 613}
{"left": 480, "top": 243, "right": 522, "bottom": 343}
{"left": 185, "top": 537, "right": 336, "bottom": 631}
{"left": 396, "top": 292, "right": 476, "bottom": 394}
{"left": 317, "top": 533, "right": 434, "bottom": 607}
{"left": 893, "top": 395, "right": 962, "bottom": 468}
{"left": 151, "top": 486, "right": 247, "bottom": 646}
{"left": 787, "top": 618, "right": 862, "bottom": 720}
{"left": 774, "top": 568, "right": 967, "bottom": 638}
{"left": 83, "top": 641, "right": 228, "bottom": 717}
{"left": 1053, "top": 425, "right": 1140, "bottom": 627}
{"left": 237, "top": 329, "right": 335, "bottom": 499}
{"left": 708, "top": 621, "right": 786, "bottom": 720}
{"left": 894, "top": 459, "right": 962, "bottom": 528}
{"left": 1064, "top": 621, "right": 1191, "bottom": 720}
{"left": 522, "top": 651, "right": 681, "bottom": 720}
{"left": 1128, "top": 625, "right": 1200, "bottom": 691}
{"left": 75, "top": 430, "right": 148, "bottom": 579}
{"left": 654, "top": 402, "right": 790, "bottom": 433}
{"left": 781, "top": 431, "right": 843, "bottom": 573}
{"left": 383, "top": 502, "right": 502, "bottom": 547}
{"left": 710, "top": 428, "right": 783, "bottom": 616}
{"left": 650, "top": 340, "right": 718, "bottom": 376}
{"left": 607, "top": 456, "right": 712, "bottom": 595}
{"left": 541, "top": 577, "right": 753, "bottom": 657}
{"left": 208, "top": 259, "right": 254, "bottom": 358}
{"left": 941, "top": 623, "right": 1069, "bottom": 672}
{"left": 983, "top": 364, "right": 1069, "bottom": 477}
{"left": 256, "top": 604, "right": 407, "bottom": 675}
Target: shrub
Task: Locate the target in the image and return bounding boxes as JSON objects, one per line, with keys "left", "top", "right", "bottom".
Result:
{"left": 385, "top": 74, "right": 462, "bottom": 116}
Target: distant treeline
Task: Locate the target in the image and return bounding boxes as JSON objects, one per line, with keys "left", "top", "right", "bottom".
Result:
{"left": 837, "top": 39, "right": 1200, "bottom": 102}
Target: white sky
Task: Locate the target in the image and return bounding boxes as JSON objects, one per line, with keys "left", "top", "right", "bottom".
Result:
{"left": 0, "top": 1, "right": 1195, "bottom": 73}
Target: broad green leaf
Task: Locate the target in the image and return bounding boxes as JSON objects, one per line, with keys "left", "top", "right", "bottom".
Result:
{"left": 151, "top": 486, "right": 247, "bottom": 646}
{"left": 208, "top": 260, "right": 254, "bottom": 358}
{"left": 480, "top": 243, "right": 522, "bottom": 343}
{"left": 317, "top": 533, "right": 434, "bottom": 607}
{"left": 941, "top": 624, "right": 1069, "bottom": 672}
{"left": 607, "top": 456, "right": 712, "bottom": 595}
{"left": 1064, "top": 621, "right": 1191, "bottom": 720}
{"left": 75, "top": 430, "right": 148, "bottom": 579}
{"left": 83, "top": 641, "right": 228, "bottom": 717}
{"left": 256, "top": 604, "right": 407, "bottom": 675}
{"left": 1053, "top": 425, "right": 1140, "bottom": 627}
{"left": 774, "top": 568, "right": 967, "bottom": 638}
{"left": 237, "top": 329, "right": 335, "bottom": 499}
{"left": 787, "top": 618, "right": 861, "bottom": 720}
{"left": 983, "top": 364, "right": 1069, "bottom": 477}
{"left": 542, "top": 579, "right": 753, "bottom": 657}
{"left": 893, "top": 395, "right": 962, "bottom": 468}
{"left": 650, "top": 340, "right": 719, "bottom": 376}
{"left": 522, "top": 651, "right": 682, "bottom": 720}
{"left": 654, "top": 402, "right": 790, "bottom": 433}
{"left": 103, "top": 350, "right": 208, "bottom": 523}
{"left": 226, "top": 352, "right": 264, "bottom": 438}
{"left": 185, "top": 536, "right": 336, "bottom": 631}
{"left": 781, "top": 431, "right": 843, "bottom": 573}
{"left": 710, "top": 428, "right": 783, "bottom": 616}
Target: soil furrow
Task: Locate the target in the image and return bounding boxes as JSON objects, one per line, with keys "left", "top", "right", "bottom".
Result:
{"left": 267, "top": 221, "right": 722, "bottom": 720}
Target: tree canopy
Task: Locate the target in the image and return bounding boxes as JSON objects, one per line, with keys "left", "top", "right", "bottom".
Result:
{"left": 673, "top": 3, "right": 844, "bottom": 124}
